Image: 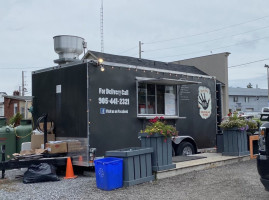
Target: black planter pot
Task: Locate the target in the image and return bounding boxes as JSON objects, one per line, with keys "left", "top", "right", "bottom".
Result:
{"left": 138, "top": 133, "right": 176, "bottom": 172}
{"left": 222, "top": 129, "right": 249, "bottom": 156}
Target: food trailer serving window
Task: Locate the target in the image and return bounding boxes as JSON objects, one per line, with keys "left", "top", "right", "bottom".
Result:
{"left": 136, "top": 77, "right": 200, "bottom": 118}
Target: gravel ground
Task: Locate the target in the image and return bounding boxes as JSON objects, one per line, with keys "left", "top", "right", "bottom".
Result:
{"left": 1, "top": 160, "right": 269, "bottom": 200}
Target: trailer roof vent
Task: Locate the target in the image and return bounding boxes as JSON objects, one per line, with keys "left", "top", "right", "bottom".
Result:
{"left": 53, "top": 35, "right": 85, "bottom": 65}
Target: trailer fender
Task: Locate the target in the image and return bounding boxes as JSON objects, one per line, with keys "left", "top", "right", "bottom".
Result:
{"left": 172, "top": 136, "right": 198, "bottom": 154}
{"left": 173, "top": 136, "right": 195, "bottom": 145}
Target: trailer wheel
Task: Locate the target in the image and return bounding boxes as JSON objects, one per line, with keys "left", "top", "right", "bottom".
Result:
{"left": 176, "top": 141, "right": 195, "bottom": 156}
{"left": 172, "top": 147, "right": 175, "bottom": 156}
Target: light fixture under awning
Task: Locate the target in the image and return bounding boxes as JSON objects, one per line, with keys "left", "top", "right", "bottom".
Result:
{"left": 136, "top": 77, "right": 201, "bottom": 85}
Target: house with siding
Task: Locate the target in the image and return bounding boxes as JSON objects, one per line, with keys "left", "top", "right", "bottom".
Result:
{"left": 0, "top": 92, "right": 7, "bottom": 117}
{"left": 229, "top": 87, "right": 268, "bottom": 113}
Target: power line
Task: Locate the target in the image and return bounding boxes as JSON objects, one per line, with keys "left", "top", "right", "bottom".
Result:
{"left": 144, "top": 15, "right": 269, "bottom": 45}
{"left": 151, "top": 35, "right": 269, "bottom": 60}
{"left": 117, "top": 45, "right": 138, "bottom": 54}
{"left": 100, "top": 0, "right": 104, "bottom": 53}
{"left": 0, "top": 67, "right": 41, "bottom": 70}
{"left": 229, "top": 58, "right": 269, "bottom": 68}
{"left": 123, "top": 51, "right": 139, "bottom": 58}
{"left": 144, "top": 25, "right": 269, "bottom": 53}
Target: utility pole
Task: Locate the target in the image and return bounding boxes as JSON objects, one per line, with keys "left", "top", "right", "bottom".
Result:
{"left": 100, "top": 0, "right": 104, "bottom": 53}
{"left": 139, "top": 41, "right": 143, "bottom": 59}
{"left": 265, "top": 64, "right": 269, "bottom": 106}
{"left": 22, "top": 71, "right": 25, "bottom": 96}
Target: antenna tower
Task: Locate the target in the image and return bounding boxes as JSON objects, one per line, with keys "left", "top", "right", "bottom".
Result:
{"left": 100, "top": 0, "right": 104, "bottom": 53}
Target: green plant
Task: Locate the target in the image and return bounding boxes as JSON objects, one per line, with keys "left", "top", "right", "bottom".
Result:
{"left": 9, "top": 113, "right": 23, "bottom": 127}
{"left": 253, "top": 118, "right": 262, "bottom": 127}
{"left": 244, "top": 118, "right": 259, "bottom": 134}
{"left": 246, "top": 120, "right": 258, "bottom": 130}
{"left": 219, "top": 112, "right": 248, "bottom": 130}
{"left": 141, "top": 117, "right": 178, "bottom": 139}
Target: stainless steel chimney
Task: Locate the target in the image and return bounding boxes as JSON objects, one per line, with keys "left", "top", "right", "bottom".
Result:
{"left": 53, "top": 35, "right": 85, "bottom": 65}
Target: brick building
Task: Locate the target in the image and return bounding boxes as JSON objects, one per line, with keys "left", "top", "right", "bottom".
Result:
{"left": 4, "top": 95, "right": 33, "bottom": 122}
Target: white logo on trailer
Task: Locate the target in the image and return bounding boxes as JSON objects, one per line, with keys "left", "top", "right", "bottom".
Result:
{"left": 198, "top": 86, "right": 212, "bottom": 119}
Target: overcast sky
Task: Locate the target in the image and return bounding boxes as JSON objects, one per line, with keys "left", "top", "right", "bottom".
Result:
{"left": 1, "top": 0, "right": 269, "bottom": 95}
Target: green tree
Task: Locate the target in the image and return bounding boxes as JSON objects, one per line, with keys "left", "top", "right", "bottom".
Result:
{"left": 9, "top": 113, "right": 23, "bottom": 127}
{"left": 247, "top": 83, "right": 253, "bottom": 88}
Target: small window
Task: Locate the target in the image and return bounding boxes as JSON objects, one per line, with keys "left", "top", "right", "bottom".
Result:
{"left": 233, "top": 96, "right": 238, "bottom": 102}
{"left": 263, "top": 108, "right": 269, "bottom": 113}
{"left": 245, "top": 97, "right": 249, "bottom": 103}
{"left": 14, "top": 103, "right": 18, "bottom": 114}
{"left": 21, "top": 107, "right": 25, "bottom": 118}
{"left": 0, "top": 107, "right": 3, "bottom": 117}
{"left": 138, "top": 83, "right": 147, "bottom": 114}
{"left": 138, "top": 82, "right": 177, "bottom": 116}
{"left": 236, "top": 103, "right": 241, "bottom": 107}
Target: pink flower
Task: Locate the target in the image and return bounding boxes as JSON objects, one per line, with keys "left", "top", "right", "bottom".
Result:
{"left": 149, "top": 118, "right": 157, "bottom": 123}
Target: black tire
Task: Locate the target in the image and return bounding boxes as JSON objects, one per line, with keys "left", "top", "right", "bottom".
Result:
{"left": 176, "top": 141, "right": 195, "bottom": 156}
{"left": 172, "top": 146, "right": 176, "bottom": 157}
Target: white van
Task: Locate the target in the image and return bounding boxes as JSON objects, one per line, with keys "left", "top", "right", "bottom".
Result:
{"left": 260, "top": 107, "right": 269, "bottom": 120}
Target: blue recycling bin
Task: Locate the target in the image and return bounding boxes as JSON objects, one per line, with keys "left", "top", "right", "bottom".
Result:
{"left": 94, "top": 157, "right": 123, "bottom": 190}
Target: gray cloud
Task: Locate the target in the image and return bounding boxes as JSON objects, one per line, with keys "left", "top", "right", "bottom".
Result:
{"left": 1, "top": 0, "right": 269, "bottom": 94}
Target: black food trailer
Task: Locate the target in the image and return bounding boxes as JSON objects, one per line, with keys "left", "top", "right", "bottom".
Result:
{"left": 32, "top": 35, "right": 219, "bottom": 166}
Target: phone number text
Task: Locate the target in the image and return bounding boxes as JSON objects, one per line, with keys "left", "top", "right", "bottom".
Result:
{"left": 98, "top": 97, "right": 130, "bottom": 105}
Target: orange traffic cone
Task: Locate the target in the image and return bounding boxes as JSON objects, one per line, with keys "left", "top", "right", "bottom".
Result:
{"left": 64, "top": 157, "right": 77, "bottom": 179}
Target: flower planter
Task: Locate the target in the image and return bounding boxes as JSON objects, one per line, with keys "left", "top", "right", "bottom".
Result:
{"left": 105, "top": 147, "right": 155, "bottom": 186}
{"left": 138, "top": 133, "right": 176, "bottom": 172}
{"left": 222, "top": 129, "right": 249, "bottom": 156}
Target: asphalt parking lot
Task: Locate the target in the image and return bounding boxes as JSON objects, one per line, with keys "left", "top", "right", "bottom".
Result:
{"left": 0, "top": 159, "right": 269, "bottom": 200}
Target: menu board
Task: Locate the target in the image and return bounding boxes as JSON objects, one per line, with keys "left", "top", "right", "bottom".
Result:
{"left": 179, "top": 85, "right": 190, "bottom": 101}
{"left": 165, "top": 93, "right": 176, "bottom": 115}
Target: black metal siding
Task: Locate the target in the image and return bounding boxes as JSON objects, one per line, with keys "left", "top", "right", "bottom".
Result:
{"left": 32, "top": 64, "right": 88, "bottom": 138}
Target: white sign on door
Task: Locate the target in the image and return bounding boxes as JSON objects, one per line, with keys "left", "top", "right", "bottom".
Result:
{"left": 165, "top": 93, "right": 176, "bottom": 115}
{"left": 198, "top": 86, "right": 212, "bottom": 119}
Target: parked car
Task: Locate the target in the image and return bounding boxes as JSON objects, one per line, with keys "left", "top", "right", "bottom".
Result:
{"left": 257, "top": 122, "right": 269, "bottom": 191}
{"left": 260, "top": 107, "right": 269, "bottom": 120}
{"left": 240, "top": 114, "right": 254, "bottom": 120}
{"left": 238, "top": 111, "right": 244, "bottom": 115}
